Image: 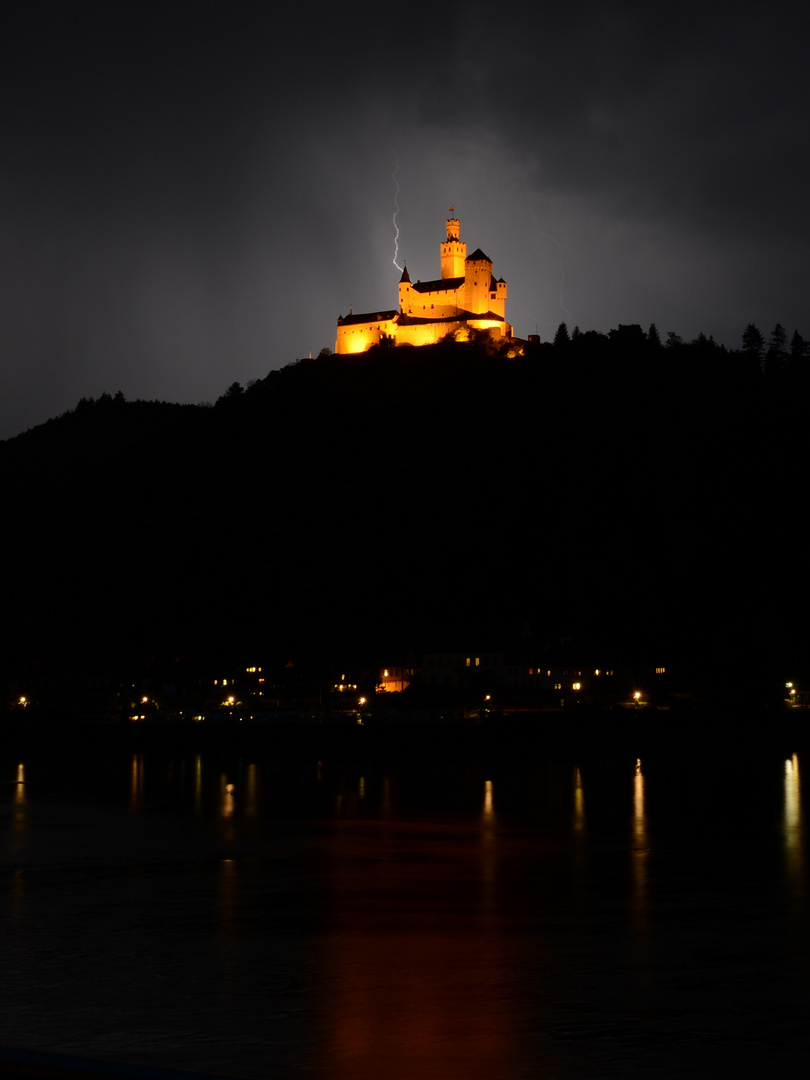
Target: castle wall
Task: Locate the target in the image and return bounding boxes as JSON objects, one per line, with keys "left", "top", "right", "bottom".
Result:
{"left": 335, "top": 317, "right": 397, "bottom": 354}
{"left": 400, "top": 282, "right": 465, "bottom": 319}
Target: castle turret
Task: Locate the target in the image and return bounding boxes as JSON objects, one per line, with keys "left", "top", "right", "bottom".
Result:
{"left": 464, "top": 248, "right": 494, "bottom": 314}
{"left": 398, "top": 262, "right": 412, "bottom": 313}
{"left": 440, "top": 211, "right": 466, "bottom": 279}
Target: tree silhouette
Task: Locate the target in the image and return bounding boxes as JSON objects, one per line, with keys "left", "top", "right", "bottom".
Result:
{"left": 553, "top": 322, "right": 570, "bottom": 349}
{"left": 789, "top": 329, "right": 808, "bottom": 363}
{"left": 742, "top": 323, "right": 764, "bottom": 365}
{"left": 764, "top": 324, "right": 788, "bottom": 375}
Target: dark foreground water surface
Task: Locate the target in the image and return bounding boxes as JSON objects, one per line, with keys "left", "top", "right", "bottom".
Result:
{"left": 2, "top": 727, "right": 809, "bottom": 1079}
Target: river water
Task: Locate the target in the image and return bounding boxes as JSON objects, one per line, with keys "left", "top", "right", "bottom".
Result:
{"left": 1, "top": 730, "right": 808, "bottom": 1079}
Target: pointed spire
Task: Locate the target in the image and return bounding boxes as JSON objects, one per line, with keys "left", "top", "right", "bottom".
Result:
{"left": 399, "top": 263, "right": 410, "bottom": 283}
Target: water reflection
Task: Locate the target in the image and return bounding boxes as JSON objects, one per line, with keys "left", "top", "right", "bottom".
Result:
{"left": 322, "top": 788, "right": 527, "bottom": 1080}
{"left": 10, "top": 762, "right": 27, "bottom": 852}
{"left": 480, "top": 779, "right": 497, "bottom": 915}
{"left": 784, "top": 753, "right": 803, "bottom": 888}
{"left": 244, "top": 763, "right": 258, "bottom": 817}
{"left": 630, "top": 758, "right": 650, "bottom": 968}
{"left": 572, "top": 766, "right": 585, "bottom": 833}
{"left": 193, "top": 753, "right": 203, "bottom": 815}
{"left": 324, "top": 932, "right": 522, "bottom": 1080}
{"left": 5, "top": 744, "right": 810, "bottom": 1080}
{"left": 633, "top": 758, "right": 648, "bottom": 853}
{"left": 130, "top": 753, "right": 144, "bottom": 811}
{"left": 221, "top": 776, "right": 235, "bottom": 818}
{"left": 481, "top": 779, "right": 495, "bottom": 822}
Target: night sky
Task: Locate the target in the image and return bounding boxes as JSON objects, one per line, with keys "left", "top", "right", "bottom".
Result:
{"left": 2, "top": 0, "right": 808, "bottom": 440}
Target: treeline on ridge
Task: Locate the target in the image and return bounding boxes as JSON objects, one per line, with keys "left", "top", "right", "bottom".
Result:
{"left": 1, "top": 320, "right": 807, "bottom": 699}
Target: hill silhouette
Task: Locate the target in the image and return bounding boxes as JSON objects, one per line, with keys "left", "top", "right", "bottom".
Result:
{"left": 2, "top": 328, "right": 808, "bottom": 703}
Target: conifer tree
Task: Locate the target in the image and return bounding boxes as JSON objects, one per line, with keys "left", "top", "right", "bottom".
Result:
{"left": 742, "top": 323, "right": 765, "bottom": 364}
{"left": 553, "top": 322, "right": 570, "bottom": 349}
{"left": 789, "top": 329, "right": 808, "bottom": 362}
{"left": 765, "top": 323, "right": 788, "bottom": 373}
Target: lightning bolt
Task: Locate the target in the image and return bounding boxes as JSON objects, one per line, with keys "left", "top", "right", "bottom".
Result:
{"left": 533, "top": 215, "right": 571, "bottom": 319}
{"left": 392, "top": 159, "right": 403, "bottom": 271}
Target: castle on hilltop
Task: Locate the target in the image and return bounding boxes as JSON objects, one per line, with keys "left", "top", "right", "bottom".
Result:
{"left": 335, "top": 212, "right": 514, "bottom": 354}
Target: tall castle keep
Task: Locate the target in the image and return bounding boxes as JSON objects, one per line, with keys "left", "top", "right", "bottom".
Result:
{"left": 335, "top": 213, "right": 513, "bottom": 354}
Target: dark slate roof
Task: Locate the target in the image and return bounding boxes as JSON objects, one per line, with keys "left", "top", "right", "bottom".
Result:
{"left": 410, "top": 276, "right": 465, "bottom": 293}
{"left": 397, "top": 313, "right": 466, "bottom": 326}
{"left": 337, "top": 309, "right": 399, "bottom": 326}
{"left": 399, "top": 264, "right": 410, "bottom": 283}
{"left": 397, "top": 311, "right": 505, "bottom": 326}
{"left": 466, "top": 248, "right": 492, "bottom": 263}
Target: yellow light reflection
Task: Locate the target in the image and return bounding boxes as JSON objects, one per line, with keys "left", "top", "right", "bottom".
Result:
{"left": 630, "top": 758, "right": 651, "bottom": 977}
{"left": 220, "top": 775, "right": 235, "bottom": 819}
{"left": 633, "top": 759, "right": 647, "bottom": 852}
{"left": 482, "top": 779, "right": 495, "bottom": 820}
{"left": 573, "top": 767, "right": 585, "bottom": 833}
{"left": 480, "top": 780, "right": 497, "bottom": 916}
{"left": 784, "top": 753, "right": 803, "bottom": 887}
{"left": 11, "top": 763, "right": 27, "bottom": 847}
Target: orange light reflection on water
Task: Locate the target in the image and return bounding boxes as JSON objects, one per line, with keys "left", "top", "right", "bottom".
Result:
{"left": 319, "top": 805, "right": 541, "bottom": 1080}
{"left": 130, "top": 754, "right": 144, "bottom": 811}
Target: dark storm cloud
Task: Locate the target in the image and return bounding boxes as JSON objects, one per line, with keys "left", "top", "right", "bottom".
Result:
{"left": 2, "top": 1, "right": 808, "bottom": 438}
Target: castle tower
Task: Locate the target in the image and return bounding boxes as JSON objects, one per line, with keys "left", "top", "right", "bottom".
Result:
{"left": 464, "top": 248, "right": 494, "bottom": 315}
{"left": 398, "top": 263, "right": 412, "bottom": 314}
{"left": 440, "top": 210, "right": 466, "bottom": 279}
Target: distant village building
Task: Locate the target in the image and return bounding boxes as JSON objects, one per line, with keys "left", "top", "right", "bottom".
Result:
{"left": 335, "top": 212, "right": 514, "bottom": 354}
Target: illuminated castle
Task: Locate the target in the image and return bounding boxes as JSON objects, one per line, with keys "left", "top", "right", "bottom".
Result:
{"left": 335, "top": 211, "right": 513, "bottom": 354}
